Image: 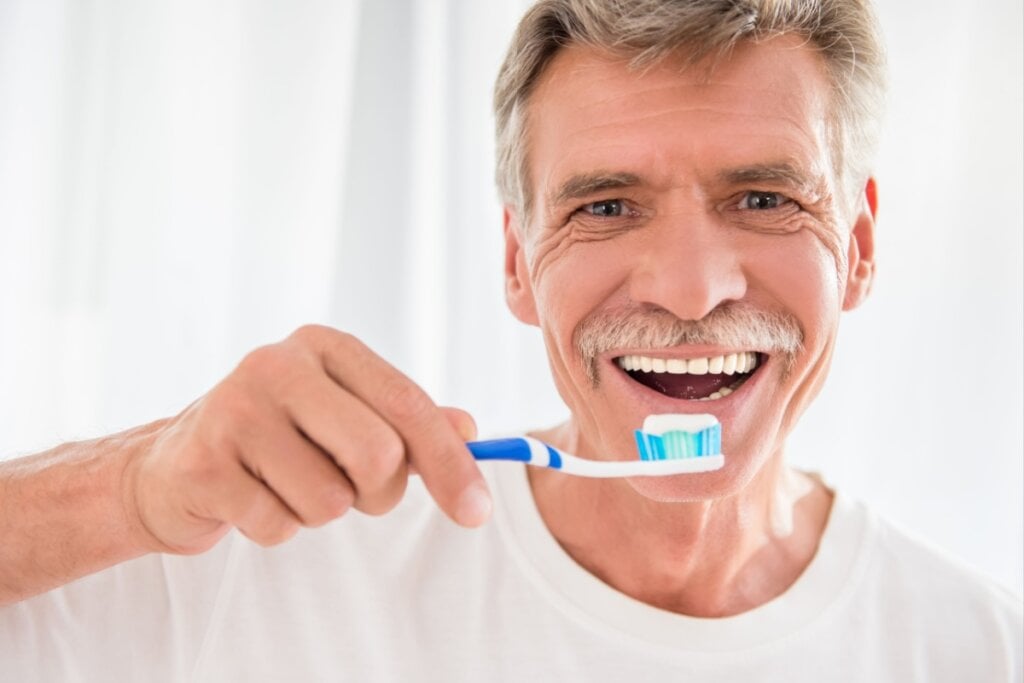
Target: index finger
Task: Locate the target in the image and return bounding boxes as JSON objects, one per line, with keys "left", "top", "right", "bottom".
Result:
{"left": 299, "top": 328, "right": 492, "bottom": 527}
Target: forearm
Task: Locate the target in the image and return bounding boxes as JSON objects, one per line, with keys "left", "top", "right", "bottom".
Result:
{"left": 0, "top": 420, "right": 165, "bottom": 606}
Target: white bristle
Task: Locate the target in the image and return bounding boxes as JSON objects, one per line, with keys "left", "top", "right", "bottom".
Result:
{"left": 642, "top": 413, "right": 719, "bottom": 435}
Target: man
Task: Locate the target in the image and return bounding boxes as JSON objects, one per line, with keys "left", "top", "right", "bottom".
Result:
{"left": 1, "top": 0, "right": 1020, "bottom": 680}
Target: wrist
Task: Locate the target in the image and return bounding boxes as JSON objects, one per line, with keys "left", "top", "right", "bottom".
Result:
{"left": 115, "top": 417, "right": 176, "bottom": 555}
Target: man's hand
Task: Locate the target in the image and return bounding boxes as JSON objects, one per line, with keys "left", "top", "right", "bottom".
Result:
{"left": 126, "top": 325, "right": 491, "bottom": 555}
{"left": 0, "top": 325, "right": 490, "bottom": 604}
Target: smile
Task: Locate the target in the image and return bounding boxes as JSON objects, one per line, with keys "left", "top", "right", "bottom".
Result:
{"left": 615, "top": 352, "right": 761, "bottom": 401}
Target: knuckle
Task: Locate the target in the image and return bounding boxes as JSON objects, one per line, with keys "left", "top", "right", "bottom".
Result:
{"left": 346, "top": 428, "right": 405, "bottom": 486}
{"left": 355, "top": 475, "right": 408, "bottom": 517}
{"left": 242, "top": 497, "right": 299, "bottom": 546}
{"left": 289, "top": 324, "right": 328, "bottom": 347}
{"left": 290, "top": 324, "right": 355, "bottom": 355}
{"left": 270, "top": 520, "right": 301, "bottom": 545}
{"left": 238, "top": 344, "right": 317, "bottom": 398}
{"left": 320, "top": 330, "right": 369, "bottom": 368}
{"left": 328, "top": 329, "right": 360, "bottom": 353}
{"left": 250, "top": 520, "right": 299, "bottom": 547}
{"left": 367, "top": 428, "right": 406, "bottom": 474}
{"left": 236, "top": 344, "right": 290, "bottom": 380}
{"left": 288, "top": 327, "right": 367, "bottom": 380}
{"left": 378, "top": 379, "right": 433, "bottom": 422}
{"left": 306, "top": 485, "right": 354, "bottom": 527}
{"left": 200, "top": 386, "right": 260, "bottom": 448}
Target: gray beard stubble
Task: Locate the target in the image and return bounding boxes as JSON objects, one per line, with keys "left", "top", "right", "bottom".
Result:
{"left": 573, "top": 302, "right": 805, "bottom": 387}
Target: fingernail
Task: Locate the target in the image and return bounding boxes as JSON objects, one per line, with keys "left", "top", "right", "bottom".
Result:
{"left": 456, "top": 482, "right": 492, "bottom": 527}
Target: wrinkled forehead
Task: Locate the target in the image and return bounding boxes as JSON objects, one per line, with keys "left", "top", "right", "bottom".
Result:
{"left": 519, "top": 37, "right": 841, "bottom": 219}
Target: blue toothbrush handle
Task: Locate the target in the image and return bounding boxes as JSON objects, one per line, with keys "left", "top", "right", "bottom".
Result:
{"left": 466, "top": 438, "right": 563, "bottom": 469}
{"left": 466, "top": 438, "right": 531, "bottom": 462}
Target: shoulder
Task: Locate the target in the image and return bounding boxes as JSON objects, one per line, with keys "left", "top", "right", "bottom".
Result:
{"left": 867, "top": 504, "right": 1021, "bottom": 616}
{"left": 843, "top": 496, "right": 1022, "bottom": 678}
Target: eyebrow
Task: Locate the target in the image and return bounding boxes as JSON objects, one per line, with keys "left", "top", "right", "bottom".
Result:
{"left": 549, "top": 172, "right": 642, "bottom": 207}
{"left": 716, "top": 162, "right": 818, "bottom": 193}
{"left": 547, "top": 162, "right": 823, "bottom": 210}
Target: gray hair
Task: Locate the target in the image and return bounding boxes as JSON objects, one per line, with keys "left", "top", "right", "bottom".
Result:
{"left": 493, "top": 0, "right": 887, "bottom": 219}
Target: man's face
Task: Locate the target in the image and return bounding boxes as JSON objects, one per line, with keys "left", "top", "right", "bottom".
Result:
{"left": 503, "top": 36, "right": 876, "bottom": 501}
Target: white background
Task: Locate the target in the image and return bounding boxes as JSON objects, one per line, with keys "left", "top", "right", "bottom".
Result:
{"left": 1, "top": 0, "right": 1021, "bottom": 594}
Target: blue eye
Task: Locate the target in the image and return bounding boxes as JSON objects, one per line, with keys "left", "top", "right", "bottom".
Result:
{"left": 583, "top": 199, "right": 625, "bottom": 217}
{"left": 739, "top": 191, "right": 790, "bottom": 210}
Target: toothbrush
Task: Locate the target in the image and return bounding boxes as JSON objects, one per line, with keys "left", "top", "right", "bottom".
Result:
{"left": 466, "top": 413, "right": 724, "bottom": 478}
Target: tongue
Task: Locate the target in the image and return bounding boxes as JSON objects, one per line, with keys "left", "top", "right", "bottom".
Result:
{"left": 626, "top": 370, "right": 733, "bottom": 400}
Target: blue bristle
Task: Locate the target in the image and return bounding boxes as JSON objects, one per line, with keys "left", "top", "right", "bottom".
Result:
{"left": 654, "top": 434, "right": 667, "bottom": 460}
{"left": 636, "top": 423, "right": 722, "bottom": 461}
{"left": 633, "top": 430, "right": 650, "bottom": 460}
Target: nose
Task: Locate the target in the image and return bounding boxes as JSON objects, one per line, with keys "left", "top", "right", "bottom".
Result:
{"left": 627, "top": 212, "right": 747, "bottom": 321}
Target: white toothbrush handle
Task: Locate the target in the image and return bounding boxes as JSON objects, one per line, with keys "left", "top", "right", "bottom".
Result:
{"left": 467, "top": 437, "right": 724, "bottom": 478}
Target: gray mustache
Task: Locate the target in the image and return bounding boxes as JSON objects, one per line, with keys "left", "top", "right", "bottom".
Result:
{"left": 573, "top": 303, "right": 804, "bottom": 386}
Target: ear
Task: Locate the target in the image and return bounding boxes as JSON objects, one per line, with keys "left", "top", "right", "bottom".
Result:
{"left": 503, "top": 207, "right": 540, "bottom": 326}
{"left": 842, "top": 177, "right": 878, "bottom": 311}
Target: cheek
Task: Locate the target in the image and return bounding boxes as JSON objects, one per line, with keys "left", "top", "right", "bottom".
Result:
{"left": 752, "top": 232, "right": 842, "bottom": 337}
{"left": 530, "top": 239, "right": 634, "bottom": 328}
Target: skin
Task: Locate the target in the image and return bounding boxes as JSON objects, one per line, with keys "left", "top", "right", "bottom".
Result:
{"left": 503, "top": 37, "right": 877, "bottom": 617}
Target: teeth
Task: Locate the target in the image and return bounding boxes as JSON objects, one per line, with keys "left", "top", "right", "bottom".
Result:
{"left": 617, "top": 352, "right": 760, "bottom": 376}
{"left": 666, "top": 359, "right": 686, "bottom": 373}
{"left": 708, "top": 355, "right": 724, "bottom": 374}
{"left": 687, "top": 357, "right": 709, "bottom": 375}
{"left": 696, "top": 383, "right": 739, "bottom": 402}
{"left": 723, "top": 353, "right": 738, "bottom": 375}
{"left": 739, "top": 352, "right": 758, "bottom": 373}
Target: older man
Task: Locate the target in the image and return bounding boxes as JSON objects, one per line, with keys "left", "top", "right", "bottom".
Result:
{"left": 1, "top": 0, "right": 1020, "bottom": 680}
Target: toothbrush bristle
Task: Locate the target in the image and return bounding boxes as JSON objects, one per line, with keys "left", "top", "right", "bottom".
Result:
{"left": 634, "top": 423, "right": 722, "bottom": 460}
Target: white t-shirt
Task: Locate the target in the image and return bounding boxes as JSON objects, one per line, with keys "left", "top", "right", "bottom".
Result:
{"left": 2, "top": 463, "right": 1021, "bottom": 682}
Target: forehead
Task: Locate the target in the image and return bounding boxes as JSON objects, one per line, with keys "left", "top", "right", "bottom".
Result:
{"left": 525, "top": 36, "right": 835, "bottom": 210}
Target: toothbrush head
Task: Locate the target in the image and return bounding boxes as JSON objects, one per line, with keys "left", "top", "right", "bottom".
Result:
{"left": 634, "top": 413, "right": 722, "bottom": 462}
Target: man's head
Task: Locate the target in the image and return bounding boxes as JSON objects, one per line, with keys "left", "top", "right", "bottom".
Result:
{"left": 495, "top": 0, "right": 886, "bottom": 221}
{"left": 494, "top": 0, "right": 885, "bottom": 502}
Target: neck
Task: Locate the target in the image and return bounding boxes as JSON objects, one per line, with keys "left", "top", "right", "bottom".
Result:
{"left": 527, "top": 421, "right": 833, "bottom": 618}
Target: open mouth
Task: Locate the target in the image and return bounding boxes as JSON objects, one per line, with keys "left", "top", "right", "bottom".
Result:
{"left": 615, "top": 352, "right": 762, "bottom": 401}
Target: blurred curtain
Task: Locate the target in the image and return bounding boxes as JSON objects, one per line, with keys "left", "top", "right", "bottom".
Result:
{"left": 0, "top": 0, "right": 557, "bottom": 453}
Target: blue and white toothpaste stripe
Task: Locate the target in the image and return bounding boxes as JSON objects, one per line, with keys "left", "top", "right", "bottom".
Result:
{"left": 633, "top": 423, "right": 722, "bottom": 460}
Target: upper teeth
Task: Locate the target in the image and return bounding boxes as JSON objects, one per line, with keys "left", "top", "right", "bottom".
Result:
{"left": 617, "top": 352, "right": 759, "bottom": 375}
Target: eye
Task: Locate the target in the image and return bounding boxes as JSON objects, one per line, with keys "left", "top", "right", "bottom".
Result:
{"left": 737, "top": 191, "right": 793, "bottom": 211}
{"left": 580, "top": 199, "right": 626, "bottom": 217}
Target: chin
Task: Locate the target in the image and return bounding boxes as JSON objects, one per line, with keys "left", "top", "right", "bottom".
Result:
{"left": 623, "top": 445, "right": 768, "bottom": 503}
